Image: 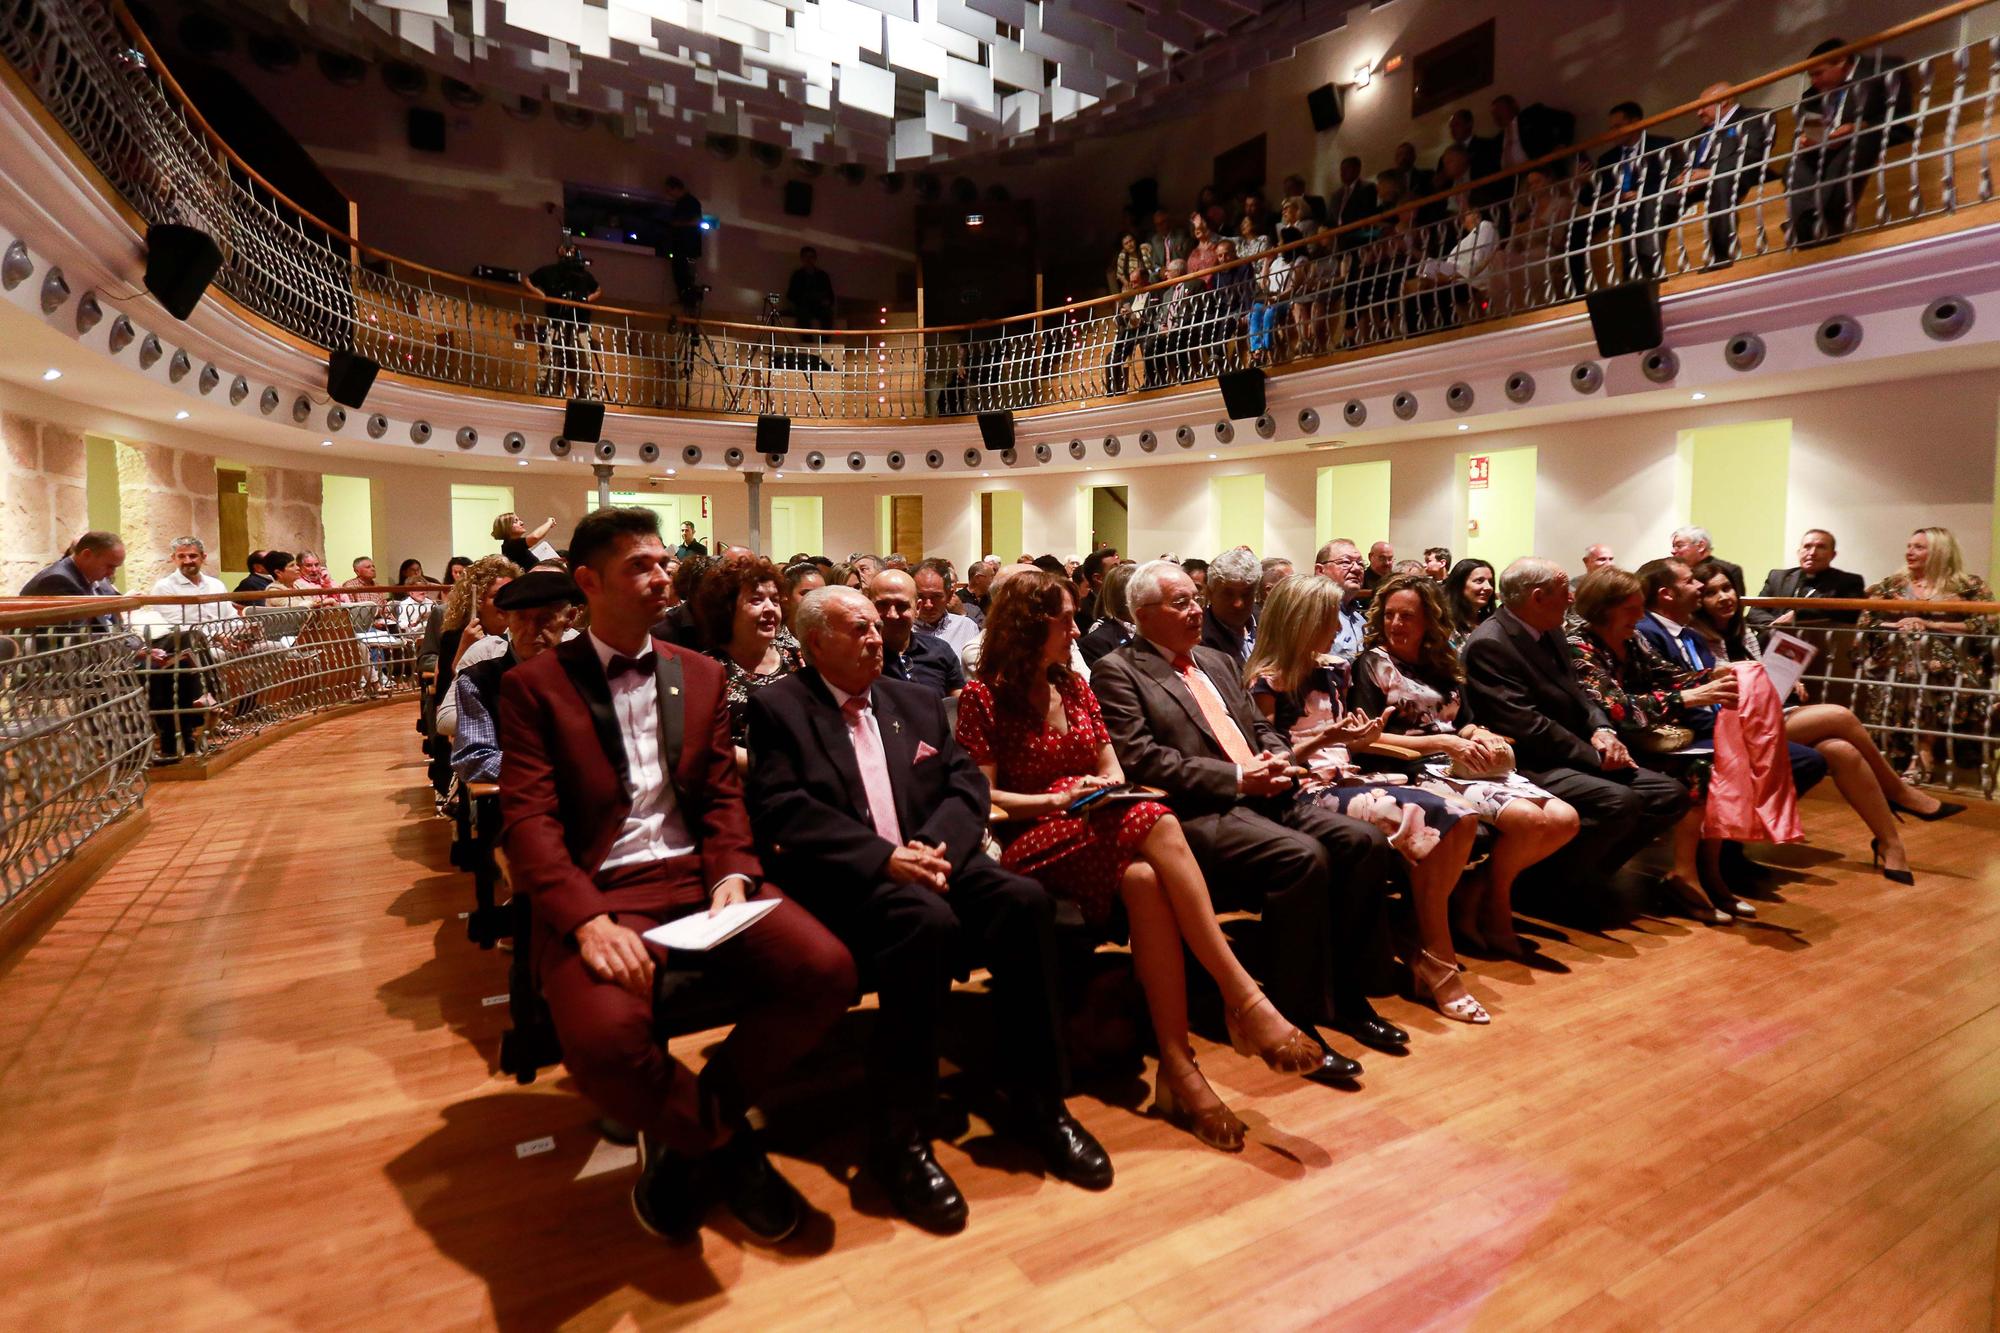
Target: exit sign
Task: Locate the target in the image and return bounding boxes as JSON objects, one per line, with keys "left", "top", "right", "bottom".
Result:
{"left": 1468, "top": 455, "right": 1490, "bottom": 489}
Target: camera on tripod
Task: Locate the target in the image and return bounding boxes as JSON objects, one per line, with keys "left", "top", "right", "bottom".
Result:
{"left": 761, "top": 292, "right": 783, "bottom": 325}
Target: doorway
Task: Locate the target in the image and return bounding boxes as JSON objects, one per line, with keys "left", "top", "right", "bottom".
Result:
{"left": 1458, "top": 447, "right": 1536, "bottom": 568}
{"left": 1077, "top": 484, "right": 1129, "bottom": 558}
{"left": 980, "top": 490, "right": 1023, "bottom": 563}
{"left": 877, "top": 495, "right": 923, "bottom": 559}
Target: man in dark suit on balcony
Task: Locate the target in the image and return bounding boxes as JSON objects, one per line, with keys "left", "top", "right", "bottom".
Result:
{"left": 1747, "top": 529, "right": 1868, "bottom": 630}
{"left": 1673, "top": 84, "right": 1773, "bottom": 267}
{"left": 1573, "top": 102, "right": 1682, "bottom": 287}
{"left": 499, "top": 506, "right": 857, "bottom": 1247}
{"left": 1790, "top": 38, "right": 1906, "bottom": 245}
{"left": 745, "top": 586, "right": 1112, "bottom": 1235}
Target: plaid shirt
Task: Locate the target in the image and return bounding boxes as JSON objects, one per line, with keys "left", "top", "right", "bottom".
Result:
{"left": 449, "top": 671, "right": 503, "bottom": 784}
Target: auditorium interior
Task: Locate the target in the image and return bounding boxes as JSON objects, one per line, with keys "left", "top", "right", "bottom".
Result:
{"left": 3, "top": 0, "right": 2000, "bottom": 1326}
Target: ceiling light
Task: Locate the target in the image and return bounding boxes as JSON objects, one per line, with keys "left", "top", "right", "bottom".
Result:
{"left": 774, "top": 472, "right": 784, "bottom": 479}
{"left": 174, "top": 410, "right": 189, "bottom": 420}
{"left": 40, "top": 368, "right": 61, "bottom": 381}
{"left": 517, "top": 459, "right": 528, "bottom": 466}
{"left": 1208, "top": 452, "right": 1218, "bottom": 459}
{"left": 1691, "top": 391, "right": 1707, "bottom": 400}
{"left": 981, "top": 471, "right": 990, "bottom": 477}
{"left": 319, "top": 439, "right": 332, "bottom": 447}
{"left": 1457, "top": 423, "right": 1469, "bottom": 431}
{"left": 667, "top": 468, "right": 677, "bottom": 476}
{"left": 1354, "top": 62, "right": 1372, "bottom": 89}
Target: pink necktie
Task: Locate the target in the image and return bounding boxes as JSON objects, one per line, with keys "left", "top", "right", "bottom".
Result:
{"left": 843, "top": 694, "right": 904, "bottom": 846}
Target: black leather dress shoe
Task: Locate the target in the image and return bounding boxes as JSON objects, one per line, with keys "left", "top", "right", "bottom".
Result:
{"left": 1305, "top": 1049, "right": 1364, "bottom": 1084}
{"left": 712, "top": 1133, "right": 804, "bottom": 1244}
{"left": 1334, "top": 1015, "right": 1410, "bottom": 1053}
{"left": 869, "top": 1135, "right": 969, "bottom": 1234}
{"left": 1019, "top": 1101, "right": 1113, "bottom": 1191}
{"left": 631, "top": 1132, "right": 706, "bottom": 1245}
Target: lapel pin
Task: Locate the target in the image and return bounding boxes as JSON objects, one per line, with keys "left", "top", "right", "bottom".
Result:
{"left": 890, "top": 719, "right": 902, "bottom": 734}
{"left": 669, "top": 686, "right": 680, "bottom": 696}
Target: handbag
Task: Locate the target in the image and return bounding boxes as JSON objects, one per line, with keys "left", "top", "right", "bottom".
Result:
{"left": 1630, "top": 724, "right": 1696, "bottom": 755}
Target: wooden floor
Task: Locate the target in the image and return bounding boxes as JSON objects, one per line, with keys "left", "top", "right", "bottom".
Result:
{"left": 2, "top": 707, "right": 1997, "bottom": 1331}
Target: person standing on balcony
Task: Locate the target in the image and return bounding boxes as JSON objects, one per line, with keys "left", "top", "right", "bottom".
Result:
{"left": 785, "top": 246, "right": 836, "bottom": 330}
{"left": 1575, "top": 103, "right": 1680, "bottom": 288}
{"left": 661, "top": 176, "right": 706, "bottom": 310}
{"left": 1790, "top": 38, "right": 1902, "bottom": 246}
{"left": 1142, "top": 208, "right": 1190, "bottom": 277}
{"left": 524, "top": 242, "right": 600, "bottom": 399}
{"left": 1672, "top": 84, "right": 1771, "bottom": 268}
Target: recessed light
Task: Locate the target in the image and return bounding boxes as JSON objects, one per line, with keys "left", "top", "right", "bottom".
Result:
{"left": 319, "top": 439, "right": 332, "bottom": 447}
{"left": 1208, "top": 452, "right": 1218, "bottom": 459}
{"left": 40, "top": 368, "right": 61, "bottom": 381}
{"left": 774, "top": 472, "right": 784, "bottom": 479}
{"left": 174, "top": 410, "right": 189, "bottom": 420}
{"left": 981, "top": 471, "right": 989, "bottom": 477}
{"left": 517, "top": 459, "right": 528, "bottom": 467}
{"left": 667, "top": 468, "right": 677, "bottom": 476}
{"left": 1457, "top": 423, "right": 1470, "bottom": 431}
{"left": 1691, "top": 391, "right": 1707, "bottom": 400}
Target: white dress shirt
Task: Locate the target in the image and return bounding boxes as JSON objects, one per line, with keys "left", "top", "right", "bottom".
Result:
{"left": 914, "top": 610, "right": 980, "bottom": 658}
{"left": 589, "top": 631, "right": 699, "bottom": 872}
{"left": 139, "top": 569, "right": 231, "bottom": 629}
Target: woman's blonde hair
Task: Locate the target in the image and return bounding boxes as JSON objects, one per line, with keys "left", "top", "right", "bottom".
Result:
{"left": 490, "top": 512, "right": 520, "bottom": 542}
{"left": 442, "top": 555, "right": 521, "bottom": 630}
{"left": 1243, "top": 573, "right": 1342, "bottom": 695}
{"left": 1913, "top": 526, "right": 1965, "bottom": 587}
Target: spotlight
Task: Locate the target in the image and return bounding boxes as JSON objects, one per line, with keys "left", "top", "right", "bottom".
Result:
{"left": 40, "top": 368, "right": 61, "bottom": 381}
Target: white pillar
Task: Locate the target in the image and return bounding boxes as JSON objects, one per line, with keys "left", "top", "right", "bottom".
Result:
{"left": 744, "top": 470, "right": 764, "bottom": 555}
{"left": 591, "top": 462, "right": 614, "bottom": 510}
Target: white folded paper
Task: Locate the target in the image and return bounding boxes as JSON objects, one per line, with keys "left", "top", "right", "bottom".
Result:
{"left": 642, "top": 898, "right": 780, "bottom": 952}
{"left": 1759, "top": 630, "right": 1818, "bottom": 702}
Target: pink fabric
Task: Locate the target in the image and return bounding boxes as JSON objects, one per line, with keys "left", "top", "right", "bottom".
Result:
{"left": 1704, "top": 661, "right": 1802, "bottom": 843}
{"left": 842, "top": 695, "right": 904, "bottom": 846}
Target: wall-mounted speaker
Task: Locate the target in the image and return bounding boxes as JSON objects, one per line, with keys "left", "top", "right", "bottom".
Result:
{"left": 259, "top": 386, "right": 279, "bottom": 414}
{"left": 1254, "top": 414, "right": 1277, "bottom": 439}
{"left": 325, "top": 406, "right": 346, "bottom": 431}
{"left": 847, "top": 451, "right": 866, "bottom": 470}
{"left": 108, "top": 316, "right": 135, "bottom": 355}
{"left": 549, "top": 436, "right": 572, "bottom": 458}
{"left": 925, "top": 450, "right": 945, "bottom": 469}
{"left": 1218, "top": 366, "right": 1266, "bottom": 419}
{"left": 198, "top": 364, "right": 219, "bottom": 394}
{"left": 1069, "top": 439, "right": 1087, "bottom": 460}
{"left": 1922, "top": 295, "right": 1974, "bottom": 341}
{"left": 168, "top": 349, "right": 191, "bottom": 382}
{"left": 1504, "top": 371, "right": 1536, "bottom": 403}
{"left": 564, "top": 398, "right": 605, "bottom": 443}
{"left": 1391, "top": 391, "right": 1418, "bottom": 420}
{"left": 887, "top": 450, "right": 907, "bottom": 470}
{"left": 139, "top": 333, "right": 163, "bottom": 369}
{"left": 977, "top": 410, "right": 1014, "bottom": 451}
{"left": 1297, "top": 407, "right": 1320, "bottom": 433}
{"left": 1585, "top": 280, "right": 1663, "bottom": 356}
{"left": 366, "top": 412, "right": 389, "bottom": 436}
{"left": 1723, "top": 332, "right": 1766, "bottom": 370}
{"left": 1000, "top": 447, "right": 1018, "bottom": 466}
{"left": 1175, "top": 425, "right": 1196, "bottom": 448}
{"left": 1815, "top": 315, "right": 1862, "bottom": 356}
{"left": 1103, "top": 436, "right": 1122, "bottom": 456}
{"left": 806, "top": 451, "right": 826, "bottom": 470}
{"left": 782, "top": 180, "right": 813, "bottom": 217}
{"left": 1570, "top": 362, "right": 1604, "bottom": 393}
{"left": 327, "top": 350, "right": 379, "bottom": 408}
{"left": 229, "top": 375, "right": 248, "bottom": 405}
{"left": 756, "top": 413, "right": 791, "bottom": 457}
{"left": 1138, "top": 430, "right": 1158, "bottom": 452}
{"left": 962, "top": 447, "right": 983, "bottom": 467}
{"left": 292, "top": 395, "right": 312, "bottom": 424}
{"left": 1445, "top": 382, "right": 1474, "bottom": 411}
{"left": 143, "top": 223, "right": 222, "bottom": 320}
{"left": 1307, "top": 83, "right": 1343, "bottom": 132}
{"left": 1640, "top": 348, "right": 1680, "bottom": 383}
{"left": 1034, "top": 443, "right": 1053, "bottom": 463}
{"left": 1213, "top": 420, "right": 1235, "bottom": 443}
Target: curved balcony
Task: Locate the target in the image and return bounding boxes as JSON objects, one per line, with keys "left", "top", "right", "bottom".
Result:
{"left": 4, "top": 0, "right": 1999, "bottom": 439}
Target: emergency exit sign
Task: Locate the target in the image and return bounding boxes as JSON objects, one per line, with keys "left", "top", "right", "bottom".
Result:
{"left": 1468, "top": 455, "right": 1490, "bottom": 489}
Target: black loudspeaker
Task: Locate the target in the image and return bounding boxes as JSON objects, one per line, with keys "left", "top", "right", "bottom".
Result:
{"left": 1585, "top": 281, "right": 1664, "bottom": 357}
{"left": 326, "top": 350, "right": 379, "bottom": 408}
{"left": 407, "top": 106, "right": 446, "bottom": 153}
{"left": 783, "top": 181, "right": 813, "bottom": 217}
{"left": 976, "top": 410, "right": 1014, "bottom": 451}
{"left": 756, "top": 413, "right": 791, "bottom": 457}
{"left": 144, "top": 223, "right": 223, "bottom": 321}
{"left": 563, "top": 398, "right": 605, "bottom": 443}
{"left": 1307, "top": 83, "right": 1343, "bottom": 132}
{"left": 1217, "top": 366, "right": 1267, "bottom": 420}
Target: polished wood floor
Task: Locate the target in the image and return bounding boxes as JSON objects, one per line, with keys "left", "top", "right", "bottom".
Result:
{"left": 1, "top": 707, "right": 1996, "bottom": 1330}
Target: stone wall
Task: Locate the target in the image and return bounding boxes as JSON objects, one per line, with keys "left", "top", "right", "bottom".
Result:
{"left": 246, "top": 465, "right": 325, "bottom": 564}
{"left": 0, "top": 413, "right": 90, "bottom": 592}
{"left": 115, "top": 440, "right": 221, "bottom": 589}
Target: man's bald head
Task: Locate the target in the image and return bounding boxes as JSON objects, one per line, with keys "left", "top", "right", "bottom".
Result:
{"left": 867, "top": 568, "right": 918, "bottom": 652}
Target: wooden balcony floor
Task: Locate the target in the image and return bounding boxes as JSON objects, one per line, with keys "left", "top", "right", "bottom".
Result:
{"left": 0, "top": 707, "right": 1995, "bottom": 1330}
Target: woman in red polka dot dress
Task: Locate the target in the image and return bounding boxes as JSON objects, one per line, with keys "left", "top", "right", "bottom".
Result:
{"left": 957, "top": 570, "right": 1324, "bottom": 1153}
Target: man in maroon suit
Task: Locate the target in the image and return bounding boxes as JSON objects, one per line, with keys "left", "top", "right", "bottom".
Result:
{"left": 499, "top": 507, "right": 856, "bottom": 1246}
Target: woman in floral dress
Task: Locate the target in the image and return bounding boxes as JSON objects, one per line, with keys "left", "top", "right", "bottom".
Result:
{"left": 1854, "top": 526, "right": 1995, "bottom": 782}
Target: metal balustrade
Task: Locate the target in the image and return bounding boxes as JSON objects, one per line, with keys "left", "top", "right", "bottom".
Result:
{"left": 3, "top": 0, "right": 1998, "bottom": 423}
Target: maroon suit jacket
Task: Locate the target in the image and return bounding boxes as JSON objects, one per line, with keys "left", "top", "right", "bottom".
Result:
{"left": 498, "top": 634, "right": 760, "bottom": 940}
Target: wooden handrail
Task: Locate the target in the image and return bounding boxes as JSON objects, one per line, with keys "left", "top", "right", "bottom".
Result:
{"left": 105, "top": 0, "right": 1994, "bottom": 336}
{"left": 1744, "top": 597, "right": 2000, "bottom": 616}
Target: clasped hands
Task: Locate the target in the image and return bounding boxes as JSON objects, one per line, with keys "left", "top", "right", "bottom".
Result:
{"left": 886, "top": 839, "right": 953, "bottom": 893}
{"left": 575, "top": 874, "right": 752, "bottom": 996}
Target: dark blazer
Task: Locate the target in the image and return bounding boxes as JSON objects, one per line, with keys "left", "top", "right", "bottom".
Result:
{"left": 1329, "top": 180, "right": 1380, "bottom": 247}
{"left": 1512, "top": 103, "right": 1574, "bottom": 160}
{"left": 1460, "top": 607, "right": 1612, "bottom": 773}
{"left": 498, "top": 635, "right": 758, "bottom": 940}
{"left": 19, "top": 555, "right": 95, "bottom": 597}
{"left": 1199, "top": 606, "right": 1251, "bottom": 663}
{"left": 1686, "top": 106, "right": 1773, "bottom": 204}
{"left": 1091, "top": 638, "right": 1281, "bottom": 817}
{"left": 1077, "top": 618, "right": 1134, "bottom": 668}
{"left": 744, "top": 668, "right": 990, "bottom": 894}
{"left": 1747, "top": 565, "right": 1867, "bottom": 627}
{"left": 1586, "top": 133, "right": 1681, "bottom": 223}
{"left": 1634, "top": 613, "right": 1709, "bottom": 671}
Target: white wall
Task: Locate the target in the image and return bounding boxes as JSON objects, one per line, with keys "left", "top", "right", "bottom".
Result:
{"left": 6, "top": 363, "right": 1995, "bottom": 590}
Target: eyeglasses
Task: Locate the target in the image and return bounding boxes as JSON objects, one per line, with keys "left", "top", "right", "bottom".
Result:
{"left": 1148, "top": 594, "right": 1200, "bottom": 612}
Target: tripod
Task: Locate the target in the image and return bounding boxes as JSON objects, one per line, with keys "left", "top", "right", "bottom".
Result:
{"left": 672, "top": 294, "right": 743, "bottom": 413}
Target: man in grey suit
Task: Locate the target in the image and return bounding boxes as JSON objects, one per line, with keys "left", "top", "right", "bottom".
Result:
{"left": 1091, "top": 560, "right": 1405, "bottom": 1072}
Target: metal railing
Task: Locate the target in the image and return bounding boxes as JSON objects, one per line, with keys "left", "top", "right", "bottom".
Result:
{"left": 2, "top": 0, "right": 1998, "bottom": 422}
{"left": 0, "top": 606, "right": 150, "bottom": 913}
{"left": 1748, "top": 597, "right": 2000, "bottom": 796}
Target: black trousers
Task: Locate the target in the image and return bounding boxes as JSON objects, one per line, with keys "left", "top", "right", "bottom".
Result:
{"left": 805, "top": 857, "right": 1066, "bottom": 1138}
{"left": 1788, "top": 139, "right": 1880, "bottom": 243}
{"left": 1179, "top": 800, "right": 1394, "bottom": 1030}
{"left": 1524, "top": 763, "right": 1688, "bottom": 893}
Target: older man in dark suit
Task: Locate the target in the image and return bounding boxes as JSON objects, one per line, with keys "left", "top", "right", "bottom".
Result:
{"left": 745, "top": 586, "right": 1111, "bottom": 1235}
{"left": 500, "top": 507, "right": 856, "bottom": 1247}
{"left": 1673, "top": 84, "right": 1772, "bottom": 267}
{"left": 1092, "top": 560, "right": 1402, "bottom": 1072}
{"left": 1461, "top": 557, "right": 1688, "bottom": 904}
{"left": 20, "top": 531, "right": 125, "bottom": 627}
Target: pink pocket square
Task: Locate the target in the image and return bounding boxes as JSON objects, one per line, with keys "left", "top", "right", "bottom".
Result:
{"left": 913, "top": 740, "right": 940, "bottom": 763}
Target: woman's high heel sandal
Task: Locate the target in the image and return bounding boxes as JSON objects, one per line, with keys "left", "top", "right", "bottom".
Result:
{"left": 1152, "top": 1061, "right": 1246, "bottom": 1153}
{"left": 1411, "top": 949, "right": 1490, "bottom": 1025}
{"left": 1871, "top": 837, "right": 1916, "bottom": 886}
{"left": 1226, "top": 992, "right": 1324, "bottom": 1076}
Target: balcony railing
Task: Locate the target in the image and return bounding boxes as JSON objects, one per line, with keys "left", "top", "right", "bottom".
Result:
{"left": 0, "top": 0, "right": 1997, "bottom": 426}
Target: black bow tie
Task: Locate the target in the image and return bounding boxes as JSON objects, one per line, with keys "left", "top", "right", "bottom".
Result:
{"left": 606, "top": 653, "right": 653, "bottom": 680}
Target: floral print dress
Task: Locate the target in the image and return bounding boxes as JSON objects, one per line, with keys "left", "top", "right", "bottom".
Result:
{"left": 1567, "top": 626, "right": 1712, "bottom": 797}
{"left": 1854, "top": 571, "right": 1996, "bottom": 761}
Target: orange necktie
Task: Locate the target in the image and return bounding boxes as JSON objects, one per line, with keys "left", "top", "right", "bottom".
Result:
{"left": 1173, "top": 655, "right": 1257, "bottom": 767}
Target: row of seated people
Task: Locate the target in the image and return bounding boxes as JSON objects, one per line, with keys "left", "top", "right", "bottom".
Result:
{"left": 1095, "top": 38, "right": 1919, "bottom": 380}
{"left": 433, "top": 505, "right": 1973, "bottom": 1252}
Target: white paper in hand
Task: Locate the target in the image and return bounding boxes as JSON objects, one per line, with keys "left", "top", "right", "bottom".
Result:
{"left": 1759, "top": 630, "right": 1818, "bottom": 703}
{"left": 643, "top": 898, "right": 780, "bottom": 952}
{"left": 530, "top": 539, "right": 561, "bottom": 562}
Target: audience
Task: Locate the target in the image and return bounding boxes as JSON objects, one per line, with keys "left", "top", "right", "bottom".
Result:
{"left": 1198, "top": 547, "right": 1261, "bottom": 662}
{"left": 1422, "top": 547, "right": 1452, "bottom": 580}
{"left": 1078, "top": 561, "right": 1139, "bottom": 666}
{"left": 1313, "top": 540, "right": 1370, "bottom": 657}
{"left": 449, "top": 568, "right": 581, "bottom": 784}
{"left": 1669, "top": 525, "right": 1744, "bottom": 595}
{"left": 1748, "top": 528, "right": 1866, "bottom": 629}
{"left": 868, "top": 568, "right": 965, "bottom": 696}
{"left": 696, "top": 557, "right": 803, "bottom": 770}
{"left": 494, "top": 512, "right": 556, "bottom": 571}
{"left": 1361, "top": 541, "right": 1395, "bottom": 591}
{"left": 1855, "top": 526, "right": 1995, "bottom": 783}
{"left": 1443, "top": 558, "right": 1498, "bottom": 646}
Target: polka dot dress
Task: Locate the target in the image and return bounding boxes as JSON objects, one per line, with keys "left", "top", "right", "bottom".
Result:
{"left": 957, "top": 676, "right": 1169, "bottom": 923}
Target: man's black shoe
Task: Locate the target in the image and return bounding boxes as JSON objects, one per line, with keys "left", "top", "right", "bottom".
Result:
{"left": 712, "top": 1133, "right": 803, "bottom": 1244}
{"left": 631, "top": 1132, "right": 705, "bottom": 1245}
{"left": 1018, "top": 1100, "right": 1113, "bottom": 1191}
{"left": 1306, "top": 1048, "right": 1365, "bottom": 1084}
{"left": 868, "top": 1134, "right": 968, "bottom": 1234}
{"left": 1334, "top": 1014, "right": 1410, "bottom": 1054}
